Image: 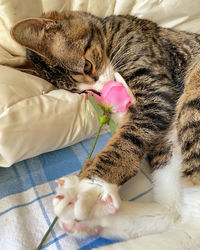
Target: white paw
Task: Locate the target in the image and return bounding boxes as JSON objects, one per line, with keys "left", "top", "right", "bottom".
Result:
{"left": 53, "top": 175, "right": 121, "bottom": 237}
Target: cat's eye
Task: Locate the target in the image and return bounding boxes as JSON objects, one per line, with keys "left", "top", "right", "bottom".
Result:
{"left": 84, "top": 60, "right": 93, "bottom": 74}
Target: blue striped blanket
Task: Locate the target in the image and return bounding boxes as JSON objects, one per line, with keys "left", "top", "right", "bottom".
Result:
{"left": 0, "top": 133, "right": 152, "bottom": 250}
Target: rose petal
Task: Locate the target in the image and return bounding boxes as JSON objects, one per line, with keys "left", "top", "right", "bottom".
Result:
{"left": 103, "top": 85, "right": 131, "bottom": 112}
{"left": 86, "top": 90, "right": 103, "bottom": 104}
{"left": 87, "top": 80, "right": 132, "bottom": 112}
{"left": 101, "top": 81, "right": 124, "bottom": 100}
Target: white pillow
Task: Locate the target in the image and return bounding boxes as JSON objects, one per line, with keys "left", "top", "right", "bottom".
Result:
{"left": 1, "top": 0, "right": 200, "bottom": 167}
{"left": 0, "top": 65, "right": 98, "bottom": 167}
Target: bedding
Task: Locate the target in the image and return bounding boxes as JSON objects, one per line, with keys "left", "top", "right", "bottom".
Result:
{"left": 0, "top": 133, "right": 152, "bottom": 249}
{"left": 1, "top": 0, "right": 200, "bottom": 250}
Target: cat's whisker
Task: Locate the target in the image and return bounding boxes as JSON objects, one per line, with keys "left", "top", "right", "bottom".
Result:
{"left": 110, "top": 34, "right": 134, "bottom": 66}
{"left": 110, "top": 36, "right": 130, "bottom": 63}
{"left": 113, "top": 55, "right": 132, "bottom": 71}
{"left": 110, "top": 40, "right": 128, "bottom": 66}
{"left": 112, "top": 49, "right": 141, "bottom": 70}
{"left": 115, "top": 60, "right": 135, "bottom": 71}
{"left": 109, "top": 38, "right": 124, "bottom": 60}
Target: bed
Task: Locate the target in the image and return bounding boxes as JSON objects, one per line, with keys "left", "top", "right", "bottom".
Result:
{"left": 0, "top": 0, "right": 200, "bottom": 249}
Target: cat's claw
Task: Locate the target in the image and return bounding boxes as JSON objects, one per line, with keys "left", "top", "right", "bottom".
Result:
{"left": 53, "top": 175, "right": 121, "bottom": 236}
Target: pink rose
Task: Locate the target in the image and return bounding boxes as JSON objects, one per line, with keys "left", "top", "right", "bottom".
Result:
{"left": 88, "top": 81, "right": 132, "bottom": 112}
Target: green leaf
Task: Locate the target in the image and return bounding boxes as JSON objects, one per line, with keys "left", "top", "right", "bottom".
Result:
{"left": 88, "top": 93, "right": 104, "bottom": 116}
{"left": 109, "top": 118, "right": 117, "bottom": 136}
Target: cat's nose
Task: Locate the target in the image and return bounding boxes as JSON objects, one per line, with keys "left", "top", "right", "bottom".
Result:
{"left": 91, "top": 75, "right": 99, "bottom": 81}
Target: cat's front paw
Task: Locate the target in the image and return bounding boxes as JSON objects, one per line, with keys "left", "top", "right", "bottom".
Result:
{"left": 53, "top": 175, "right": 121, "bottom": 237}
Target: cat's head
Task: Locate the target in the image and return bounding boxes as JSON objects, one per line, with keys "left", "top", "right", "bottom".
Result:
{"left": 11, "top": 11, "right": 114, "bottom": 93}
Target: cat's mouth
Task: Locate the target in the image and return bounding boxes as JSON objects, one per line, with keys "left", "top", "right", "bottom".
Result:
{"left": 81, "top": 89, "right": 101, "bottom": 96}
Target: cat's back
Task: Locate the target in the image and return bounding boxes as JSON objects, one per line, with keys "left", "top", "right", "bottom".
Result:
{"left": 102, "top": 14, "right": 200, "bottom": 89}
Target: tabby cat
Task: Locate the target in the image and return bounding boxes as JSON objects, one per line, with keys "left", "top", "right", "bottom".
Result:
{"left": 11, "top": 11, "right": 200, "bottom": 249}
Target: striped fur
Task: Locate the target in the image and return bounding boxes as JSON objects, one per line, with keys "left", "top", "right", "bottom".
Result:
{"left": 11, "top": 11, "right": 200, "bottom": 187}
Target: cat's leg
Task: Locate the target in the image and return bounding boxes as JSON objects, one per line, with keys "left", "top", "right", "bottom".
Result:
{"left": 53, "top": 176, "right": 200, "bottom": 244}
{"left": 95, "top": 133, "right": 183, "bottom": 240}
{"left": 149, "top": 132, "right": 183, "bottom": 219}
{"left": 176, "top": 58, "right": 200, "bottom": 187}
{"left": 96, "top": 135, "right": 186, "bottom": 239}
{"left": 145, "top": 58, "right": 200, "bottom": 227}
{"left": 94, "top": 222, "right": 200, "bottom": 250}
{"left": 53, "top": 176, "right": 178, "bottom": 239}
{"left": 95, "top": 186, "right": 200, "bottom": 250}
{"left": 54, "top": 179, "right": 174, "bottom": 239}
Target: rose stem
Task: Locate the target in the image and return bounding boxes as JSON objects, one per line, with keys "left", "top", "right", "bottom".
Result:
{"left": 37, "top": 216, "right": 58, "bottom": 249}
{"left": 37, "top": 123, "right": 104, "bottom": 249}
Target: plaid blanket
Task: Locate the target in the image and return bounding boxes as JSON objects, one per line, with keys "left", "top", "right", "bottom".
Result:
{"left": 0, "top": 133, "right": 152, "bottom": 250}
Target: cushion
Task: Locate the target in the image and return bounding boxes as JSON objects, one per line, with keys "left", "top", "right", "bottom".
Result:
{"left": 0, "top": 65, "right": 98, "bottom": 166}
{"left": 1, "top": 0, "right": 200, "bottom": 167}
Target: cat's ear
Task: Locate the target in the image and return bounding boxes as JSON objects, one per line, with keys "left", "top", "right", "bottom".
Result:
{"left": 11, "top": 18, "right": 55, "bottom": 54}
